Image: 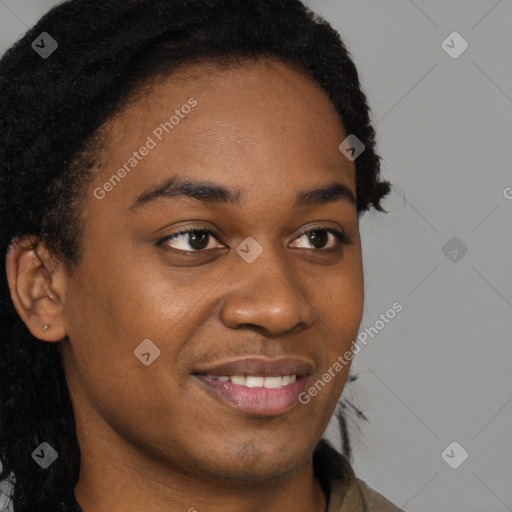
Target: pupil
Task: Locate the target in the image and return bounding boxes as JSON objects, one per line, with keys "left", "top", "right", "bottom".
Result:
{"left": 189, "top": 231, "right": 208, "bottom": 250}
{"left": 308, "top": 230, "right": 327, "bottom": 249}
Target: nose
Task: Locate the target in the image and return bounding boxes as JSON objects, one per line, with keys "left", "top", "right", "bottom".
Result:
{"left": 220, "top": 247, "right": 318, "bottom": 337}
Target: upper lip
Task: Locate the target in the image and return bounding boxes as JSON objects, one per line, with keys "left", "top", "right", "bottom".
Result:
{"left": 194, "top": 357, "right": 314, "bottom": 377}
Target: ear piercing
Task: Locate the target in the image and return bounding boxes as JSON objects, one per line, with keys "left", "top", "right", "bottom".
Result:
{"left": 41, "top": 324, "right": 50, "bottom": 332}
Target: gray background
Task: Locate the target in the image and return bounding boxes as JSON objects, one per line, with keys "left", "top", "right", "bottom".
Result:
{"left": 1, "top": 1, "right": 511, "bottom": 511}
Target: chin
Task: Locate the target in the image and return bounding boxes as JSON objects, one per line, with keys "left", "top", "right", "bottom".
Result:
{"left": 197, "top": 441, "right": 307, "bottom": 483}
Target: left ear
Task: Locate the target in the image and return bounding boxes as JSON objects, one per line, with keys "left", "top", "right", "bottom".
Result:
{"left": 5, "top": 236, "right": 68, "bottom": 342}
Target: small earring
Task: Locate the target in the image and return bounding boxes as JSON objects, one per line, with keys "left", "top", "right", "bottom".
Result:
{"left": 41, "top": 324, "right": 50, "bottom": 332}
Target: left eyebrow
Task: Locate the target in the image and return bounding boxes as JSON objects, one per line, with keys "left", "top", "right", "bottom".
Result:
{"left": 128, "top": 175, "right": 356, "bottom": 211}
{"left": 294, "top": 182, "right": 356, "bottom": 208}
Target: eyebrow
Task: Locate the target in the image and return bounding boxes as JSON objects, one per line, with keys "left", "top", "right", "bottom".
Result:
{"left": 128, "top": 176, "right": 356, "bottom": 211}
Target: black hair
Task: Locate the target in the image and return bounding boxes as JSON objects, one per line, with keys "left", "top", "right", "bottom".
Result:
{"left": 0, "top": 0, "right": 391, "bottom": 510}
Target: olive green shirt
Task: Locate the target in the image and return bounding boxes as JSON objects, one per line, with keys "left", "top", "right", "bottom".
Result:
{"left": 314, "top": 440, "right": 405, "bottom": 512}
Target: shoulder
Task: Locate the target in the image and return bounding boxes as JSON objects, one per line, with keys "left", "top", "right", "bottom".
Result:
{"left": 352, "top": 477, "right": 405, "bottom": 512}
{"left": 313, "top": 439, "right": 405, "bottom": 512}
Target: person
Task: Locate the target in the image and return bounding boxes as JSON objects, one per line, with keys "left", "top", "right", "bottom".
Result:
{"left": 0, "top": 0, "right": 404, "bottom": 510}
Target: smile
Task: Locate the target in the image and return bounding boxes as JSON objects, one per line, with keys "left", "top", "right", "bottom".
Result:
{"left": 204, "top": 374, "right": 297, "bottom": 388}
{"left": 194, "top": 373, "right": 308, "bottom": 415}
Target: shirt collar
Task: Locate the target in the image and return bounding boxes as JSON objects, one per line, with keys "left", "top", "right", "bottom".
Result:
{"left": 313, "top": 438, "right": 366, "bottom": 512}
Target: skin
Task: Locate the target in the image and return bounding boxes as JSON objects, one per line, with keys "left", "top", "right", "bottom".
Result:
{"left": 6, "top": 57, "right": 364, "bottom": 512}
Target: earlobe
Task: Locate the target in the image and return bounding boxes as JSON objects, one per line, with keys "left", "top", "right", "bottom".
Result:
{"left": 5, "top": 236, "right": 68, "bottom": 342}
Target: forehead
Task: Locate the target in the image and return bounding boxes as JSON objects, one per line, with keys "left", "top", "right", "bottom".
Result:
{"left": 88, "top": 57, "right": 355, "bottom": 212}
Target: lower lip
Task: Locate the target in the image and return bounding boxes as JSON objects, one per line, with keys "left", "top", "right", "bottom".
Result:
{"left": 194, "top": 375, "right": 308, "bottom": 416}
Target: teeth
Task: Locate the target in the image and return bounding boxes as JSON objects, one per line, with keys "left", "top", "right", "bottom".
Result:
{"left": 263, "top": 376, "right": 282, "bottom": 388}
{"left": 245, "top": 376, "right": 264, "bottom": 387}
{"left": 206, "top": 374, "right": 297, "bottom": 388}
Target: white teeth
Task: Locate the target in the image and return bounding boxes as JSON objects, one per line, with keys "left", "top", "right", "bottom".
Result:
{"left": 263, "top": 376, "right": 282, "bottom": 388}
{"left": 245, "top": 376, "right": 264, "bottom": 387}
{"left": 204, "top": 374, "right": 297, "bottom": 387}
{"left": 206, "top": 374, "right": 297, "bottom": 388}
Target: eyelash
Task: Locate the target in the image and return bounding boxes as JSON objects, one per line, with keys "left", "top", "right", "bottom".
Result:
{"left": 157, "top": 225, "right": 354, "bottom": 254}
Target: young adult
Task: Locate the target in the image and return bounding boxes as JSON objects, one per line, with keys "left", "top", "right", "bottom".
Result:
{"left": 0, "top": 1, "right": 403, "bottom": 510}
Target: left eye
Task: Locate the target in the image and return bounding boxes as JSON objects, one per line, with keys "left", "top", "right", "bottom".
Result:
{"left": 159, "top": 227, "right": 352, "bottom": 253}
{"left": 291, "top": 228, "right": 349, "bottom": 250}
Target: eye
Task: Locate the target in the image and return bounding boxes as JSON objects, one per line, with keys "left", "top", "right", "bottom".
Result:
{"left": 158, "top": 225, "right": 354, "bottom": 254}
{"left": 290, "top": 227, "right": 354, "bottom": 251}
{"left": 159, "top": 228, "right": 224, "bottom": 253}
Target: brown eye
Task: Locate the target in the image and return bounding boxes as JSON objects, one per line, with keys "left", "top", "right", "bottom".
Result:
{"left": 291, "top": 228, "right": 353, "bottom": 251}
{"left": 306, "top": 230, "right": 329, "bottom": 249}
{"left": 159, "top": 229, "right": 224, "bottom": 252}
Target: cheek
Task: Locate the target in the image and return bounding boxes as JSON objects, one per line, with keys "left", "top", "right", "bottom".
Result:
{"left": 316, "top": 250, "right": 364, "bottom": 333}
{"left": 308, "top": 253, "right": 364, "bottom": 399}
{"left": 67, "top": 248, "right": 191, "bottom": 341}
{"left": 62, "top": 270, "right": 192, "bottom": 443}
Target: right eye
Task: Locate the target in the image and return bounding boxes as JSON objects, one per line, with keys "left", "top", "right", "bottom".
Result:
{"left": 158, "top": 228, "right": 225, "bottom": 253}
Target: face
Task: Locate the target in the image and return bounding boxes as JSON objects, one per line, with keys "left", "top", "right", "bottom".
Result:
{"left": 59, "top": 58, "right": 364, "bottom": 483}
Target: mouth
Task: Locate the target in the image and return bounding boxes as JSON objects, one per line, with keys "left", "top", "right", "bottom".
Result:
{"left": 192, "top": 357, "right": 313, "bottom": 416}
